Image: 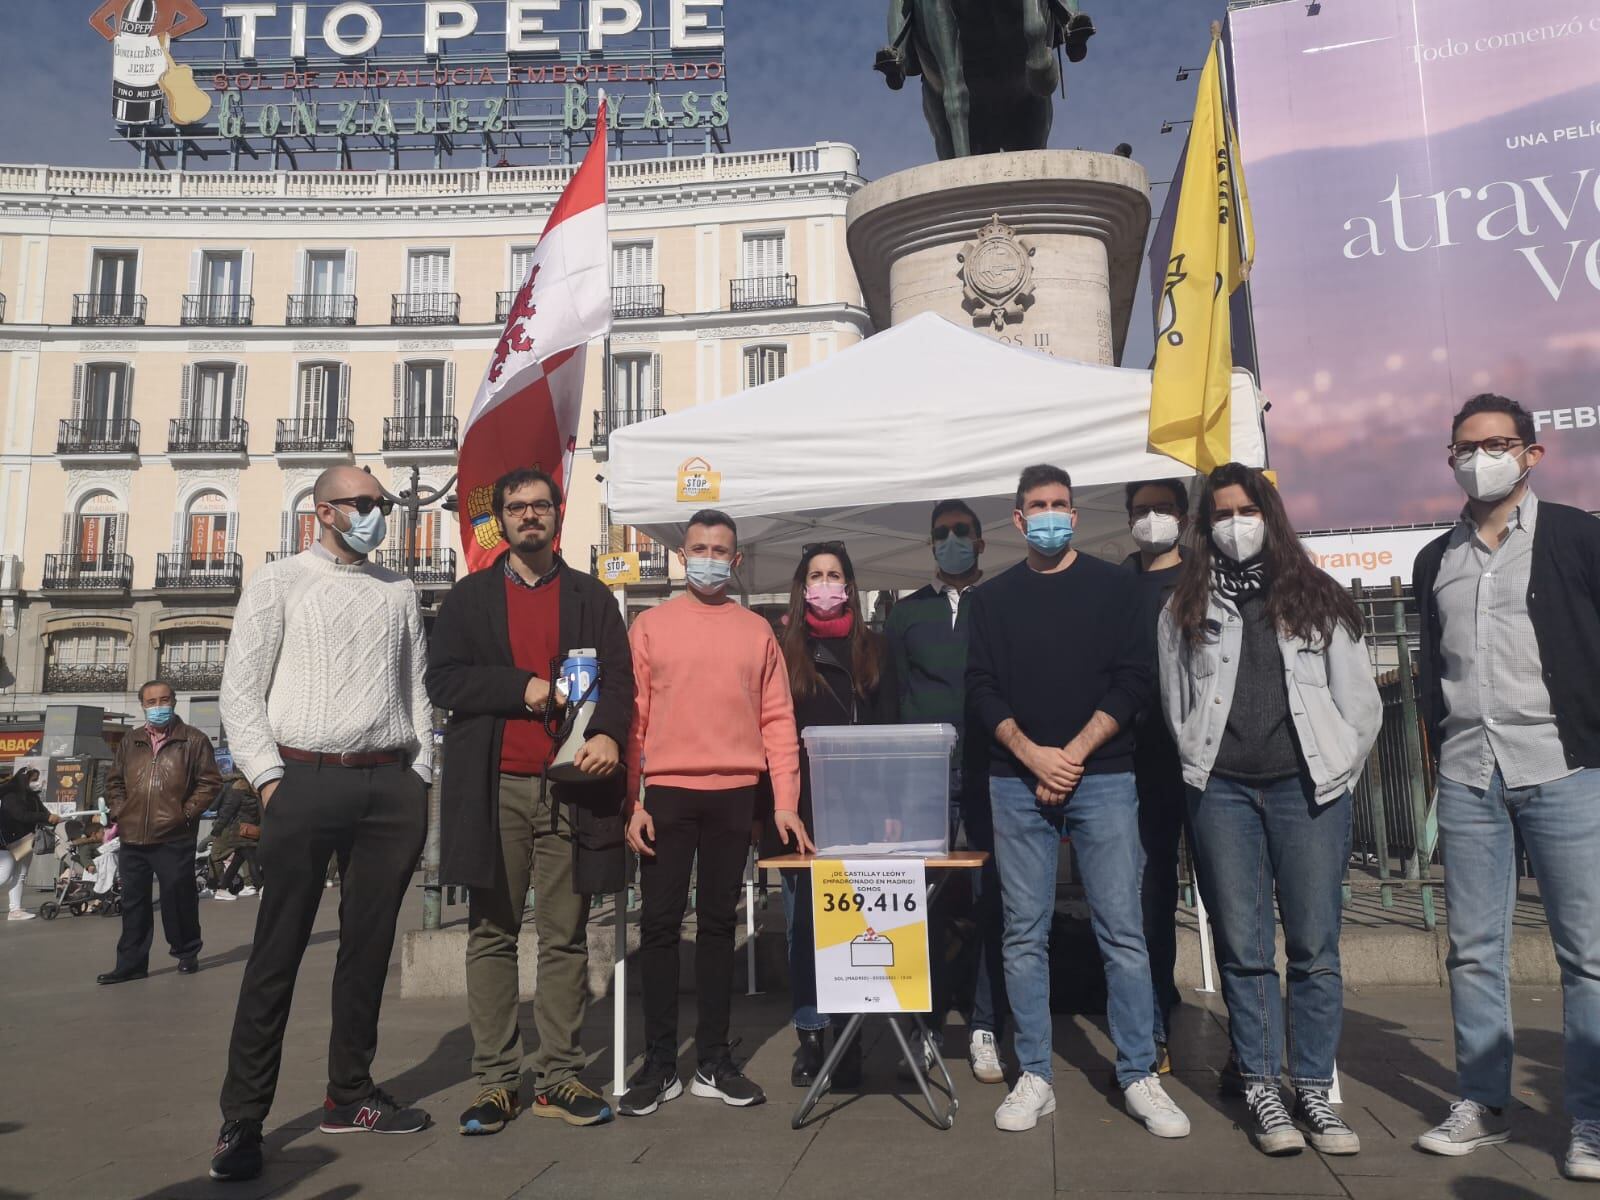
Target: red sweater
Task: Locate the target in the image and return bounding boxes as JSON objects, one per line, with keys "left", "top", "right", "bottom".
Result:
{"left": 626, "top": 594, "right": 800, "bottom": 812}
{"left": 499, "top": 574, "right": 559, "bottom": 775}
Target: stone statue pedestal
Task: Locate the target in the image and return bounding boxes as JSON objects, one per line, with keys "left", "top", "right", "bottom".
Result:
{"left": 846, "top": 150, "right": 1150, "bottom": 365}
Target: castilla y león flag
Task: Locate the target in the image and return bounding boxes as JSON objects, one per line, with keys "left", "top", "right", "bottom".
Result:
{"left": 457, "top": 101, "right": 611, "bottom": 570}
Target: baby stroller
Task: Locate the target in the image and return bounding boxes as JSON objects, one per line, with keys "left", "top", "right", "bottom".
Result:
{"left": 37, "top": 818, "right": 121, "bottom": 920}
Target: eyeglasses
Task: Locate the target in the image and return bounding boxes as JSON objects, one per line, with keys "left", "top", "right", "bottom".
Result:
{"left": 1448, "top": 437, "right": 1525, "bottom": 465}
{"left": 801, "top": 540, "right": 847, "bottom": 557}
{"left": 503, "top": 499, "right": 557, "bottom": 519}
{"left": 327, "top": 495, "right": 394, "bottom": 516}
{"left": 932, "top": 523, "right": 975, "bottom": 541}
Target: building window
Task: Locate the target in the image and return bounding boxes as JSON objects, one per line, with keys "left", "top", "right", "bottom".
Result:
{"left": 407, "top": 249, "right": 451, "bottom": 294}
{"left": 297, "top": 361, "right": 346, "bottom": 430}
{"left": 159, "top": 632, "right": 228, "bottom": 692}
{"left": 403, "top": 362, "right": 451, "bottom": 423}
{"left": 613, "top": 242, "right": 655, "bottom": 287}
{"left": 307, "top": 250, "right": 348, "bottom": 295}
{"left": 184, "top": 362, "right": 241, "bottom": 424}
{"left": 740, "top": 231, "right": 786, "bottom": 281}
{"left": 182, "top": 490, "right": 233, "bottom": 568}
{"left": 64, "top": 491, "right": 125, "bottom": 568}
{"left": 74, "top": 362, "right": 132, "bottom": 431}
{"left": 610, "top": 353, "right": 660, "bottom": 419}
{"left": 294, "top": 249, "right": 355, "bottom": 323}
{"left": 743, "top": 344, "right": 788, "bottom": 389}
{"left": 510, "top": 245, "right": 537, "bottom": 289}
{"left": 45, "top": 630, "right": 130, "bottom": 694}
{"left": 92, "top": 250, "right": 138, "bottom": 305}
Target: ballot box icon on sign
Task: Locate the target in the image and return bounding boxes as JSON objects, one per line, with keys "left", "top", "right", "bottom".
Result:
{"left": 850, "top": 929, "right": 895, "bottom": 968}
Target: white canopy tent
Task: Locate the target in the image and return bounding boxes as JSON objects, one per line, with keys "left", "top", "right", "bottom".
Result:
{"left": 605, "top": 313, "right": 1267, "bottom": 592}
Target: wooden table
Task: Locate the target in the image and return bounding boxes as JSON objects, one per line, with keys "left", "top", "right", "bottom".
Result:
{"left": 756, "top": 851, "right": 990, "bottom": 1131}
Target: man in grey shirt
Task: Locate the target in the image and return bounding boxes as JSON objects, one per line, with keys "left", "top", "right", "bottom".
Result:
{"left": 1412, "top": 394, "right": 1600, "bottom": 1182}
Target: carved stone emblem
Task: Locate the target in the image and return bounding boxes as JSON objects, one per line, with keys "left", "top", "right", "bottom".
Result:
{"left": 958, "top": 214, "right": 1036, "bottom": 331}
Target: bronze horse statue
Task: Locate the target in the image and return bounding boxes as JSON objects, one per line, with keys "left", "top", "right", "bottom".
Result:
{"left": 877, "top": 0, "right": 1096, "bottom": 160}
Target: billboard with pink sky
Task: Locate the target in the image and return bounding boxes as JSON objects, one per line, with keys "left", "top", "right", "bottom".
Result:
{"left": 1228, "top": 0, "right": 1600, "bottom": 530}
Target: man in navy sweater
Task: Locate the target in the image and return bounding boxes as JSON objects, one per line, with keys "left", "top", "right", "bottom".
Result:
{"left": 967, "top": 464, "right": 1188, "bottom": 1139}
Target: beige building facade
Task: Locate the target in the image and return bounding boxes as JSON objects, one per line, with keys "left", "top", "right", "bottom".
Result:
{"left": 0, "top": 144, "right": 868, "bottom": 720}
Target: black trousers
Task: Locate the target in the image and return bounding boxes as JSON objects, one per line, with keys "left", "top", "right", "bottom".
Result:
{"left": 1136, "top": 747, "right": 1190, "bottom": 1041}
{"left": 115, "top": 838, "right": 202, "bottom": 972}
{"left": 219, "top": 760, "right": 428, "bottom": 1122}
{"left": 638, "top": 785, "right": 754, "bottom": 1068}
{"left": 218, "top": 845, "right": 259, "bottom": 892}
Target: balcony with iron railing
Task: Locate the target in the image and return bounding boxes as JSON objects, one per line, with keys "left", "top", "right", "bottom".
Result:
{"left": 181, "top": 293, "right": 254, "bottom": 326}
{"left": 72, "top": 293, "right": 147, "bottom": 325}
{"left": 169, "top": 416, "right": 248, "bottom": 456}
{"left": 590, "top": 541, "right": 670, "bottom": 582}
{"left": 286, "top": 293, "right": 357, "bottom": 326}
{"left": 382, "top": 414, "right": 458, "bottom": 454}
{"left": 376, "top": 548, "right": 457, "bottom": 586}
{"left": 155, "top": 552, "right": 243, "bottom": 591}
{"left": 43, "top": 663, "right": 130, "bottom": 694}
{"left": 613, "top": 284, "right": 666, "bottom": 319}
{"left": 591, "top": 406, "right": 664, "bottom": 461}
{"left": 159, "top": 662, "right": 226, "bottom": 692}
{"left": 391, "top": 292, "right": 460, "bottom": 325}
{"left": 58, "top": 418, "right": 139, "bottom": 457}
{"left": 276, "top": 417, "right": 353, "bottom": 455}
{"left": 42, "top": 553, "right": 133, "bottom": 592}
{"left": 730, "top": 274, "right": 797, "bottom": 312}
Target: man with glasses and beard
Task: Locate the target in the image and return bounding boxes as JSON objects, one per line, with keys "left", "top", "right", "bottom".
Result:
{"left": 211, "top": 464, "right": 435, "bottom": 1182}
{"left": 427, "top": 467, "right": 634, "bottom": 1136}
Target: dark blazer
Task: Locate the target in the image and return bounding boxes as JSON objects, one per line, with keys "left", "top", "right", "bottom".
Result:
{"left": 1413, "top": 499, "right": 1600, "bottom": 771}
{"left": 427, "top": 555, "right": 635, "bottom": 892}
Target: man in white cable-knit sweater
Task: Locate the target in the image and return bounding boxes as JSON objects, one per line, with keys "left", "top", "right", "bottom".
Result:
{"left": 210, "top": 465, "right": 435, "bottom": 1183}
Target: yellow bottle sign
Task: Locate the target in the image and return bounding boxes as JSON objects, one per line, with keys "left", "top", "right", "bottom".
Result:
{"left": 676, "top": 456, "right": 721, "bottom": 503}
{"left": 595, "top": 550, "right": 641, "bottom": 587}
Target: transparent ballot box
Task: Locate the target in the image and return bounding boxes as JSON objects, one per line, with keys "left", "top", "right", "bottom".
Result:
{"left": 802, "top": 723, "right": 958, "bottom": 857}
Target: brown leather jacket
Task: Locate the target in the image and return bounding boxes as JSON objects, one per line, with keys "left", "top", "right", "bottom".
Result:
{"left": 106, "top": 717, "right": 223, "bottom": 846}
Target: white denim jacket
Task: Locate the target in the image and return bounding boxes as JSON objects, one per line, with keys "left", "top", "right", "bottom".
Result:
{"left": 1157, "top": 594, "right": 1382, "bottom": 805}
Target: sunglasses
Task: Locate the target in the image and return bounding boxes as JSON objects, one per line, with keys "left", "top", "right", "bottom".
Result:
{"left": 932, "top": 523, "right": 975, "bottom": 541}
{"left": 326, "top": 495, "right": 394, "bottom": 516}
{"left": 802, "top": 540, "right": 847, "bottom": 558}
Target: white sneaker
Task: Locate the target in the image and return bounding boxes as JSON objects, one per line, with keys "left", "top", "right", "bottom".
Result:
{"left": 238, "top": 886, "right": 258, "bottom": 897}
{"left": 212, "top": 890, "right": 237, "bottom": 902}
{"left": 1417, "top": 1099, "right": 1510, "bottom": 1157}
{"left": 6, "top": 909, "right": 36, "bottom": 922}
{"left": 969, "top": 1030, "right": 1005, "bottom": 1085}
{"left": 1124, "top": 1074, "right": 1191, "bottom": 1138}
{"left": 1566, "top": 1119, "right": 1600, "bottom": 1181}
{"left": 995, "top": 1071, "right": 1055, "bottom": 1132}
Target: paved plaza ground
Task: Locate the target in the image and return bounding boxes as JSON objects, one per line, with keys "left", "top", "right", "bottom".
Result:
{"left": 3, "top": 891, "right": 1591, "bottom": 1200}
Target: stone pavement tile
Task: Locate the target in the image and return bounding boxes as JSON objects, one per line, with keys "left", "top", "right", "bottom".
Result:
{"left": 512, "top": 1160, "right": 794, "bottom": 1199}
{"left": 1339, "top": 1163, "right": 1594, "bottom": 1200}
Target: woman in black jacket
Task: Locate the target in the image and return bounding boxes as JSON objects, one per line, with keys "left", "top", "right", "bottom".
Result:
{"left": 1, "top": 768, "right": 58, "bottom": 920}
{"left": 210, "top": 777, "right": 264, "bottom": 898}
{"left": 766, "top": 542, "right": 898, "bottom": 1088}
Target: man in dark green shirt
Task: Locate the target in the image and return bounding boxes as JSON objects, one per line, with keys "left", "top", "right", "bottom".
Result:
{"left": 885, "top": 499, "right": 1007, "bottom": 1086}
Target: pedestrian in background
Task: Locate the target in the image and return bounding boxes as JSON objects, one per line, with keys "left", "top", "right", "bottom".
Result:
{"left": 1, "top": 768, "right": 59, "bottom": 921}
{"left": 209, "top": 776, "right": 262, "bottom": 901}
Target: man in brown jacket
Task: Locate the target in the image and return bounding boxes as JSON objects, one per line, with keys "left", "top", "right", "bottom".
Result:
{"left": 99, "top": 679, "right": 222, "bottom": 984}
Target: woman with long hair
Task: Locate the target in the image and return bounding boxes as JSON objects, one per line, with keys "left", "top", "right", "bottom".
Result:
{"left": 1158, "top": 464, "right": 1381, "bottom": 1158}
{"left": 767, "top": 541, "right": 898, "bottom": 1090}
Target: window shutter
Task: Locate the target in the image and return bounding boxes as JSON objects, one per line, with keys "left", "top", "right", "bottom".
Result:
{"left": 188, "top": 249, "right": 202, "bottom": 295}
{"left": 292, "top": 250, "right": 305, "bottom": 296}
{"left": 72, "top": 364, "right": 85, "bottom": 421}
{"left": 393, "top": 362, "right": 404, "bottom": 418}
{"left": 279, "top": 510, "right": 289, "bottom": 553}
{"left": 124, "top": 365, "right": 135, "bottom": 420}
{"left": 234, "top": 363, "right": 247, "bottom": 411}
{"left": 60, "top": 512, "right": 73, "bottom": 554}
{"left": 339, "top": 364, "right": 352, "bottom": 418}
{"left": 650, "top": 353, "right": 661, "bottom": 409}
{"left": 445, "top": 361, "right": 456, "bottom": 412}
{"left": 744, "top": 348, "right": 757, "bottom": 390}
{"left": 343, "top": 249, "right": 357, "bottom": 295}
{"left": 240, "top": 250, "right": 254, "bottom": 299}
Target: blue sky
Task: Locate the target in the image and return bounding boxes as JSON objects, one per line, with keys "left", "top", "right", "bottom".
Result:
{"left": 0, "top": 1, "right": 1227, "bottom": 364}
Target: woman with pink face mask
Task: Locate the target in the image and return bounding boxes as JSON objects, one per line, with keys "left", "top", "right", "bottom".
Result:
{"left": 766, "top": 541, "right": 899, "bottom": 1091}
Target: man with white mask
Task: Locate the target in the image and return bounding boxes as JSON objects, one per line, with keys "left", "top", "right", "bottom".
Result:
{"left": 1412, "top": 394, "right": 1600, "bottom": 1182}
{"left": 1121, "top": 478, "right": 1190, "bottom": 1074}
{"left": 211, "top": 464, "right": 435, "bottom": 1182}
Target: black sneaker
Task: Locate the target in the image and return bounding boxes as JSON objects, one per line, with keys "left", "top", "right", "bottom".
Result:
{"left": 319, "top": 1087, "right": 430, "bottom": 1134}
{"left": 533, "top": 1078, "right": 614, "bottom": 1126}
{"left": 209, "top": 1119, "right": 263, "bottom": 1182}
{"left": 691, "top": 1055, "right": 766, "bottom": 1108}
{"left": 618, "top": 1055, "right": 682, "bottom": 1118}
{"left": 1246, "top": 1084, "right": 1307, "bottom": 1156}
{"left": 1293, "top": 1088, "right": 1361, "bottom": 1155}
{"left": 458, "top": 1085, "right": 519, "bottom": 1136}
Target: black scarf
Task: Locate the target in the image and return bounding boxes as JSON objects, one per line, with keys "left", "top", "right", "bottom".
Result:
{"left": 1211, "top": 555, "right": 1269, "bottom": 603}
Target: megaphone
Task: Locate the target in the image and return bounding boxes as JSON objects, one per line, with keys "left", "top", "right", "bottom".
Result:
{"left": 546, "top": 649, "right": 601, "bottom": 783}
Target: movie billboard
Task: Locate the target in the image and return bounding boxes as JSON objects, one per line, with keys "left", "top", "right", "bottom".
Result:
{"left": 1229, "top": 0, "right": 1600, "bottom": 529}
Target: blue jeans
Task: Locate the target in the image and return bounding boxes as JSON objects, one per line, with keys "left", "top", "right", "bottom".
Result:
{"left": 781, "top": 872, "right": 828, "bottom": 1031}
{"left": 1437, "top": 766, "right": 1600, "bottom": 1120}
{"left": 990, "top": 771, "right": 1155, "bottom": 1087}
{"left": 1187, "top": 775, "right": 1350, "bottom": 1088}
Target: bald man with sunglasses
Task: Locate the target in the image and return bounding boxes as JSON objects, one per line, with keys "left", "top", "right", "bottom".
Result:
{"left": 212, "top": 464, "right": 436, "bottom": 1182}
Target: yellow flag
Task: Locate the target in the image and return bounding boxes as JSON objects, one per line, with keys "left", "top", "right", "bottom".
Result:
{"left": 1148, "top": 32, "right": 1255, "bottom": 474}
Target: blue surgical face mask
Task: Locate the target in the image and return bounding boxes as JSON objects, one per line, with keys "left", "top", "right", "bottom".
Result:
{"left": 337, "top": 506, "right": 387, "bottom": 556}
{"left": 145, "top": 705, "right": 175, "bottom": 728}
{"left": 1023, "top": 511, "right": 1074, "bottom": 555}
{"left": 684, "top": 555, "right": 733, "bottom": 594}
{"left": 933, "top": 534, "right": 978, "bottom": 576}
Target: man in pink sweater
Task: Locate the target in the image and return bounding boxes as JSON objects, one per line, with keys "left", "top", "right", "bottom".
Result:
{"left": 620, "top": 510, "right": 812, "bottom": 1116}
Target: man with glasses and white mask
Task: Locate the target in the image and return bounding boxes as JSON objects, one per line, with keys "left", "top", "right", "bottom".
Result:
{"left": 211, "top": 464, "right": 435, "bottom": 1183}
{"left": 1412, "top": 394, "right": 1600, "bottom": 1182}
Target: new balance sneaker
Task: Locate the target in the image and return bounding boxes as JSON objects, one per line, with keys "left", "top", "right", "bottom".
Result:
{"left": 209, "top": 1119, "right": 264, "bottom": 1182}
{"left": 1124, "top": 1074, "right": 1191, "bottom": 1138}
{"left": 319, "top": 1088, "right": 430, "bottom": 1134}
{"left": 533, "top": 1078, "right": 614, "bottom": 1126}
{"left": 969, "top": 1029, "right": 1005, "bottom": 1085}
{"left": 1566, "top": 1119, "right": 1600, "bottom": 1182}
{"left": 1293, "top": 1088, "right": 1360, "bottom": 1154}
{"left": 692, "top": 1056, "right": 766, "bottom": 1107}
{"left": 1416, "top": 1099, "right": 1510, "bottom": 1157}
{"left": 1246, "top": 1084, "right": 1307, "bottom": 1156}
{"left": 995, "top": 1071, "right": 1056, "bottom": 1132}
{"left": 617, "top": 1055, "right": 681, "bottom": 1118}
{"left": 458, "top": 1085, "right": 519, "bottom": 1135}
